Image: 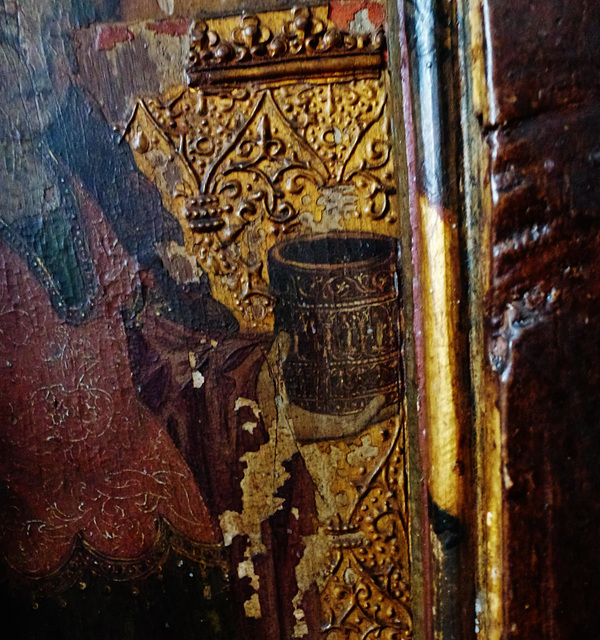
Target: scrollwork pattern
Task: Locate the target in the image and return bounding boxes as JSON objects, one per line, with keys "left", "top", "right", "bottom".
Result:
{"left": 319, "top": 419, "right": 411, "bottom": 640}
{"left": 125, "top": 75, "right": 397, "bottom": 330}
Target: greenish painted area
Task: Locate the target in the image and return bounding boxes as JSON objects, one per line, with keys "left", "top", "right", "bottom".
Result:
{"left": 13, "top": 210, "right": 88, "bottom": 315}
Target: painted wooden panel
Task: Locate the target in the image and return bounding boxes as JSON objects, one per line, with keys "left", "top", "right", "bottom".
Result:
{"left": 0, "top": 2, "right": 414, "bottom": 639}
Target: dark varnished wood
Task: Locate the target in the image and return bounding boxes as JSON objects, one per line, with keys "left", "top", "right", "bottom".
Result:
{"left": 481, "top": 0, "right": 600, "bottom": 126}
{"left": 486, "top": 103, "right": 600, "bottom": 332}
{"left": 499, "top": 315, "right": 600, "bottom": 639}
{"left": 474, "top": 0, "right": 600, "bottom": 638}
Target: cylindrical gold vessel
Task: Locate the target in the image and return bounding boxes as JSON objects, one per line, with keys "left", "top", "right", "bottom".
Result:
{"left": 268, "top": 232, "right": 402, "bottom": 415}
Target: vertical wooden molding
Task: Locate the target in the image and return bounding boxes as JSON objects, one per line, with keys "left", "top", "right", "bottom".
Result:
{"left": 456, "top": 0, "right": 503, "bottom": 638}
{"left": 385, "top": 3, "right": 429, "bottom": 638}
{"left": 389, "top": 0, "right": 475, "bottom": 638}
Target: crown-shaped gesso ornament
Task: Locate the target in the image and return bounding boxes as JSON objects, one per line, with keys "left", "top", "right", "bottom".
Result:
{"left": 186, "top": 6, "right": 386, "bottom": 88}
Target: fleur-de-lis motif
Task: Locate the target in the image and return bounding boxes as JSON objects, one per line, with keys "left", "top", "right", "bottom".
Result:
{"left": 233, "top": 15, "right": 271, "bottom": 60}
{"left": 282, "top": 5, "right": 325, "bottom": 54}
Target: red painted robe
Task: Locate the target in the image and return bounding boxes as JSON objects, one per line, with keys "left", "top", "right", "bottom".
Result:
{"left": 0, "top": 186, "right": 320, "bottom": 639}
{"left": 0, "top": 191, "right": 220, "bottom": 578}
